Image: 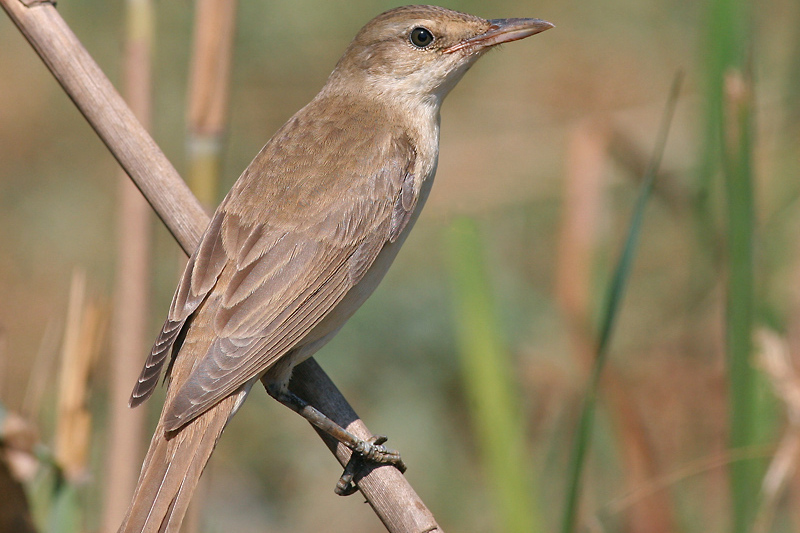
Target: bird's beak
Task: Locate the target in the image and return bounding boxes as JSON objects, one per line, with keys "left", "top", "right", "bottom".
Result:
{"left": 443, "top": 18, "right": 554, "bottom": 54}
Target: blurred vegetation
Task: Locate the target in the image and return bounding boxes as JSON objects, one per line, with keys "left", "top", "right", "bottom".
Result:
{"left": 1, "top": 0, "right": 799, "bottom": 532}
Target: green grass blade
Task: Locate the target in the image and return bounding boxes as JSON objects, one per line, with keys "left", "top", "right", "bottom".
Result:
{"left": 698, "top": 0, "right": 749, "bottom": 186}
{"left": 701, "top": 0, "right": 759, "bottom": 529}
{"left": 722, "top": 67, "right": 760, "bottom": 533}
{"left": 560, "top": 72, "right": 684, "bottom": 533}
{"left": 445, "top": 217, "right": 541, "bottom": 533}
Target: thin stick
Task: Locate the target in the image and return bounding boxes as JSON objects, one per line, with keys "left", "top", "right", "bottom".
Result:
{"left": 0, "top": 1, "right": 442, "bottom": 531}
{"left": 2, "top": 0, "right": 205, "bottom": 255}
{"left": 186, "top": 0, "right": 238, "bottom": 209}
{"left": 55, "top": 270, "right": 105, "bottom": 482}
{"left": 101, "top": 0, "right": 154, "bottom": 530}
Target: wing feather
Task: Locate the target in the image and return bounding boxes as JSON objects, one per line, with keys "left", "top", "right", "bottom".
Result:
{"left": 129, "top": 214, "right": 228, "bottom": 406}
{"left": 162, "top": 247, "right": 359, "bottom": 430}
{"left": 133, "top": 97, "right": 421, "bottom": 429}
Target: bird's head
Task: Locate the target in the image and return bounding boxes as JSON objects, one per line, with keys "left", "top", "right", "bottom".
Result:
{"left": 324, "top": 5, "right": 553, "bottom": 108}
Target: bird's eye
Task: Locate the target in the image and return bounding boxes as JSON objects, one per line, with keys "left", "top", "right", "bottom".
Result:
{"left": 409, "top": 27, "right": 434, "bottom": 48}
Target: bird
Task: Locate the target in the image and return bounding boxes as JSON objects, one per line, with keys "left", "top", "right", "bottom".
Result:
{"left": 118, "top": 5, "right": 552, "bottom": 532}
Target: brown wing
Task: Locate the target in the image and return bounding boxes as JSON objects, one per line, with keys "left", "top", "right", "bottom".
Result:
{"left": 131, "top": 96, "right": 419, "bottom": 431}
{"left": 129, "top": 212, "right": 228, "bottom": 408}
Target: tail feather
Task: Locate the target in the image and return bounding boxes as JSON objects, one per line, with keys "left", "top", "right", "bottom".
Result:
{"left": 117, "top": 394, "right": 238, "bottom": 533}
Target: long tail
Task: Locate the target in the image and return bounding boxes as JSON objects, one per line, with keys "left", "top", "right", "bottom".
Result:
{"left": 116, "top": 394, "right": 238, "bottom": 533}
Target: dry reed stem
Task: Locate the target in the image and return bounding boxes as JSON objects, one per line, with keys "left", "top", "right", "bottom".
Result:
{"left": 555, "top": 119, "right": 607, "bottom": 352}
{"left": 0, "top": 1, "right": 442, "bottom": 531}
{"left": 186, "top": 0, "right": 238, "bottom": 209}
{"left": 55, "top": 270, "right": 105, "bottom": 482}
{"left": 100, "top": 0, "right": 154, "bottom": 529}
{"left": 187, "top": 0, "right": 237, "bottom": 138}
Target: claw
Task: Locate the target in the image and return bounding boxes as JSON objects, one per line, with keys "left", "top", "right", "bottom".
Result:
{"left": 334, "top": 435, "right": 406, "bottom": 496}
{"left": 335, "top": 454, "right": 363, "bottom": 496}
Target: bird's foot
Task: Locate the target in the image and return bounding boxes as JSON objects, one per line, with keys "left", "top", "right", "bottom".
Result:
{"left": 335, "top": 435, "right": 406, "bottom": 496}
{"left": 264, "top": 381, "right": 406, "bottom": 495}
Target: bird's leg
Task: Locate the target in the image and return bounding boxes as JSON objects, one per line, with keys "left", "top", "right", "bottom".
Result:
{"left": 263, "top": 381, "right": 406, "bottom": 495}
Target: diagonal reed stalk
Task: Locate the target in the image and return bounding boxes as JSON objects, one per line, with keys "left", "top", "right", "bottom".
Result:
{"left": 560, "top": 72, "right": 683, "bottom": 533}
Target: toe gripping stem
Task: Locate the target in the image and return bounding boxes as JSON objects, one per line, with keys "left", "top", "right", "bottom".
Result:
{"left": 266, "top": 385, "right": 406, "bottom": 495}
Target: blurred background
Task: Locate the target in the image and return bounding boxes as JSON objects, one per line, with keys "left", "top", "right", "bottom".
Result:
{"left": 1, "top": 0, "right": 799, "bottom": 531}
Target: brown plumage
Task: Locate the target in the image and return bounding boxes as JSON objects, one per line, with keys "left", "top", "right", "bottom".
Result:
{"left": 118, "top": 6, "right": 552, "bottom": 532}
